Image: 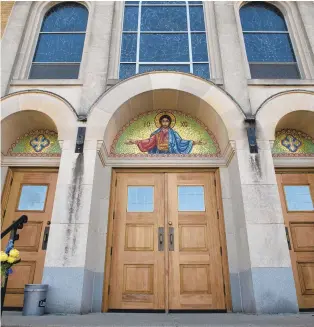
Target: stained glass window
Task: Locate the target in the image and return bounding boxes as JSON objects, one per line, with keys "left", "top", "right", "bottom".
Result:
{"left": 120, "top": 1, "right": 210, "bottom": 80}
{"left": 29, "top": 2, "right": 88, "bottom": 79}
{"left": 240, "top": 2, "right": 300, "bottom": 79}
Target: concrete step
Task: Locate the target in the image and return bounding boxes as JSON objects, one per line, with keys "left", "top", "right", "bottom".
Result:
{"left": 2, "top": 312, "right": 314, "bottom": 327}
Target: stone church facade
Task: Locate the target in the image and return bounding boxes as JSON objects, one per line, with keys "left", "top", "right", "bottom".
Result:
{"left": 1, "top": 1, "right": 314, "bottom": 315}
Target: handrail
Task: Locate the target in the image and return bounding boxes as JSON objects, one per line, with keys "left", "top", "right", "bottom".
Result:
{"left": 1, "top": 215, "right": 28, "bottom": 239}
{"left": 1, "top": 215, "right": 28, "bottom": 315}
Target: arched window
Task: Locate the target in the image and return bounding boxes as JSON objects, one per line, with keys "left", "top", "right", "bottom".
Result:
{"left": 29, "top": 2, "right": 88, "bottom": 79}
{"left": 240, "top": 2, "right": 300, "bottom": 79}
{"left": 119, "top": 1, "right": 210, "bottom": 80}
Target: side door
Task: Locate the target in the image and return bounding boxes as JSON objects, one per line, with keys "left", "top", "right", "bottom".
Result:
{"left": 277, "top": 172, "right": 314, "bottom": 309}
{"left": 1, "top": 169, "right": 58, "bottom": 308}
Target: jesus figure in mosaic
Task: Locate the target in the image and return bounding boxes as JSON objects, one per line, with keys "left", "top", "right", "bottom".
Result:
{"left": 125, "top": 112, "right": 205, "bottom": 154}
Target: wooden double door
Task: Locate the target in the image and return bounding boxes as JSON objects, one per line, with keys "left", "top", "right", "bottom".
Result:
{"left": 277, "top": 171, "right": 314, "bottom": 310}
{"left": 108, "top": 171, "right": 227, "bottom": 311}
{"left": 1, "top": 168, "right": 57, "bottom": 308}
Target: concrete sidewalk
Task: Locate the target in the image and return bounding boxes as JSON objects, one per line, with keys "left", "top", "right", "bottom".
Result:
{"left": 2, "top": 312, "right": 314, "bottom": 327}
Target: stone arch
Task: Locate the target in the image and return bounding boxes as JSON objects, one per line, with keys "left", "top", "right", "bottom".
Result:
{"left": 87, "top": 72, "right": 246, "bottom": 154}
{"left": 256, "top": 90, "right": 314, "bottom": 141}
{"left": 1, "top": 90, "right": 78, "bottom": 154}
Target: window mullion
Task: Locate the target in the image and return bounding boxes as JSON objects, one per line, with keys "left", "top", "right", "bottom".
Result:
{"left": 136, "top": 2, "right": 142, "bottom": 74}
{"left": 186, "top": 2, "right": 193, "bottom": 73}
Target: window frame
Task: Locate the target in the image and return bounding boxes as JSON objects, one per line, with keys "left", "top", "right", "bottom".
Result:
{"left": 29, "top": 2, "right": 89, "bottom": 80}
{"left": 12, "top": 1, "right": 92, "bottom": 82}
{"left": 235, "top": 1, "right": 313, "bottom": 81}
{"left": 115, "top": 1, "right": 218, "bottom": 81}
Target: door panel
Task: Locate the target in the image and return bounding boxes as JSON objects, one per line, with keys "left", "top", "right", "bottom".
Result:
{"left": 108, "top": 171, "right": 226, "bottom": 311}
{"left": 109, "top": 173, "right": 165, "bottom": 310}
{"left": 1, "top": 169, "right": 58, "bottom": 308}
{"left": 277, "top": 172, "right": 314, "bottom": 309}
{"left": 168, "top": 173, "right": 225, "bottom": 310}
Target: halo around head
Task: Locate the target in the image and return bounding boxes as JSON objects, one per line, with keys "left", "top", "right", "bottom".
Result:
{"left": 154, "top": 111, "right": 176, "bottom": 128}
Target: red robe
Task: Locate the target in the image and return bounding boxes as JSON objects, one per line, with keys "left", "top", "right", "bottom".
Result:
{"left": 137, "top": 128, "right": 169, "bottom": 152}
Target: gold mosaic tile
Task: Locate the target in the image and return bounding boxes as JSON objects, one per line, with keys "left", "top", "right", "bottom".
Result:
{"left": 110, "top": 110, "right": 221, "bottom": 158}
{"left": 7, "top": 130, "right": 61, "bottom": 157}
{"left": 272, "top": 129, "right": 314, "bottom": 157}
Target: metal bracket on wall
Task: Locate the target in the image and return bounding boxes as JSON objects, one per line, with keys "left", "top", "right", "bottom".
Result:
{"left": 75, "top": 127, "right": 86, "bottom": 153}
{"left": 244, "top": 117, "right": 258, "bottom": 154}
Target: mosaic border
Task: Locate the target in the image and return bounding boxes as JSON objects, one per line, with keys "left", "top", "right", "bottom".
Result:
{"left": 7, "top": 129, "right": 61, "bottom": 157}
{"left": 110, "top": 110, "right": 221, "bottom": 158}
{"left": 272, "top": 129, "right": 314, "bottom": 158}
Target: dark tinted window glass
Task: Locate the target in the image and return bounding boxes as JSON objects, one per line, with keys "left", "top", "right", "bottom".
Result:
{"left": 189, "top": 6, "right": 205, "bottom": 31}
{"left": 41, "top": 2, "right": 88, "bottom": 32}
{"left": 33, "top": 34, "right": 85, "bottom": 62}
{"left": 123, "top": 6, "right": 139, "bottom": 31}
{"left": 29, "top": 63, "right": 80, "bottom": 79}
{"left": 140, "top": 33, "right": 189, "bottom": 62}
{"left": 240, "top": 2, "right": 299, "bottom": 79}
{"left": 120, "top": 1, "right": 209, "bottom": 79}
{"left": 191, "top": 33, "right": 208, "bottom": 62}
{"left": 193, "top": 63, "right": 210, "bottom": 79}
{"left": 141, "top": 6, "right": 187, "bottom": 31}
{"left": 139, "top": 64, "right": 190, "bottom": 73}
{"left": 121, "top": 34, "right": 137, "bottom": 62}
{"left": 119, "top": 63, "right": 136, "bottom": 79}
{"left": 240, "top": 2, "right": 287, "bottom": 31}
{"left": 30, "top": 3, "right": 88, "bottom": 79}
{"left": 249, "top": 63, "right": 300, "bottom": 79}
{"left": 243, "top": 33, "right": 296, "bottom": 62}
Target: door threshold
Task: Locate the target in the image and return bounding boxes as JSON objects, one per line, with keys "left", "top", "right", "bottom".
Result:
{"left": 169, "top": 309, "right": 227, "bottom": 313}
{"left": 108, "top": 309, "right": 227, "bottom": 313}
{"left": 108, "top": 309, "right": 166, "bottom": 313}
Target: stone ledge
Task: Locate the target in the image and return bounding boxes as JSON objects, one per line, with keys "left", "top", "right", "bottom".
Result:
{"left": 10, "top": 79, "right": 84, "bottom": 86}
{"left": 248, "top": 79, "right": 314, "bottom": 86}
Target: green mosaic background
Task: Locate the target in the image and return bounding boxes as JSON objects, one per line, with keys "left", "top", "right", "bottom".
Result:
{"left": 272, "top": 129, "right": 314, "bottom": 156}
{"left": 113, "top": 111, "right": 219, "bottom": 155}
{"left": 9, "top": 130, "right": 61, "bottom": 155}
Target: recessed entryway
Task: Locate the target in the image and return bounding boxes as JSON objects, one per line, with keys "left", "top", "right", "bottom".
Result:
{"left": 104, "top": 169, "right": 229, "bottom": 312}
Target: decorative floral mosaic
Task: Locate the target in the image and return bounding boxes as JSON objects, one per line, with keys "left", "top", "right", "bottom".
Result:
{"left": 272, "top": 129, "right": 314, "bottom": 157}
{"left": 110, "top": 110, "right": 221, "bottom": 157}
{"left": 7, "top": 130, "right": 61, "bottom": 157}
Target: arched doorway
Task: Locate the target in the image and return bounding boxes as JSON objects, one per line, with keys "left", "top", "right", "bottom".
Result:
{"left": 87, "top": 73, "right": 246, "bottom": 312}
{"left": 257, "top": 92, "right": 314, "bottom": 310}
{"left": 1, "top": 91, "right": 77, "bottom": 309}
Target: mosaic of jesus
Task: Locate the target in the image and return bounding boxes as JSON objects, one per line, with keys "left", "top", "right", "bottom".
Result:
{"left": 111, "top": 110, "right": 220, "bottom": 157}
{"left": 125, "top": 112, "right": 205, "bottom": 154}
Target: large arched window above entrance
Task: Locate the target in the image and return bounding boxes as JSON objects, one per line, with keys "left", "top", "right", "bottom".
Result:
{"left": 239, "top": 2, "right": 300, "bottom": 79}
{"left": 119, "top": 1, "right": 210, "bottom": 80}
{"left": 29, "top": 2, "right": 88, "bottom": 79}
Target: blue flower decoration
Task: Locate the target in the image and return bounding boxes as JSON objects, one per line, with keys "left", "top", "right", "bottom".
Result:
{"left": 30, "top": 134, "right": 50, "bottom": 152}
{"left": 281, "top": 135, "right": 302, "bottom": 153}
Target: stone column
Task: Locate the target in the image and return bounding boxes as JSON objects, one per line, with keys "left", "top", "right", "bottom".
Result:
{"left": 297, "top": 2, "right": 314, "bottom": 60}
{"left": 78, "top": 1, "right": 115, "bottom": 115}
{"left": 42, "top": 136, "right": 99, "bottom": 313}
{"left": 1, "top": 2, "right": 31, "bottom": 96}
{"left": 214, "top": 1, "right": 251, "bottom": 114}
{"left": 228, "top": 139, "right": 298, "bottom": 313}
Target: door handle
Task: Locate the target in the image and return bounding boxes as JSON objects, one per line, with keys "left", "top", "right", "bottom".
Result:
{"left": 169, "top": 227, "right": 174, "bottom": 251}
{"left": 42, "top": 226, "right": 50, "bottom": 250}
{"left": 158, "top": 227, "right": 164, "bottom": 251}
{"left": 285, "top": 226, "right": 291, "bottom": 250}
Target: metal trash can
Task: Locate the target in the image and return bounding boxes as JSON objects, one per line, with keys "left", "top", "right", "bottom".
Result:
{"left": 22, "top": 284, "right": 48, "bottom": 316}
